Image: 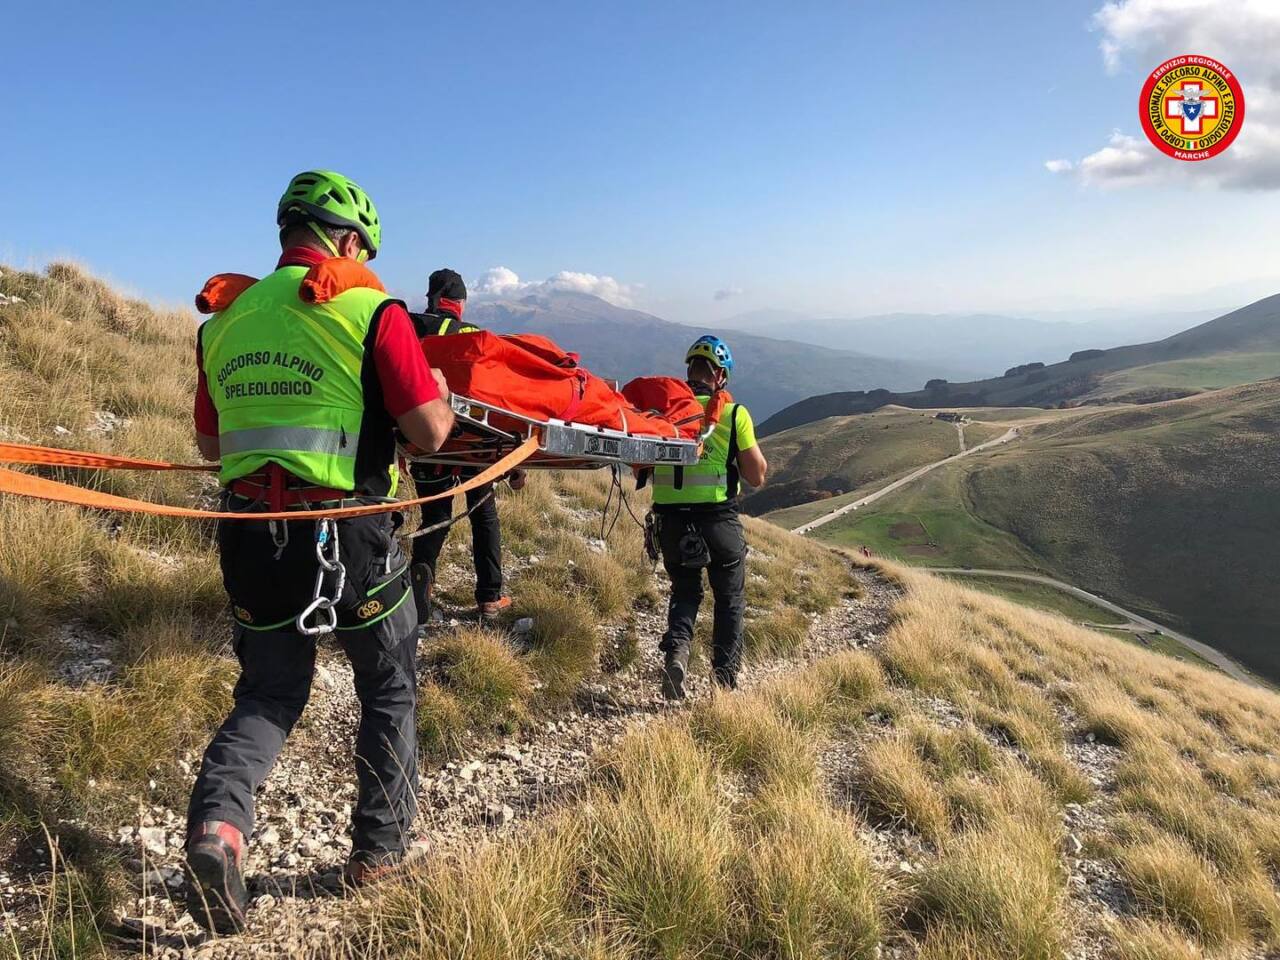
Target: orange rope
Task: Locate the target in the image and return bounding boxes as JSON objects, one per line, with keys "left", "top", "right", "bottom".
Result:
{"left": 0, "top": 437, "right": 539, "bottom": 521}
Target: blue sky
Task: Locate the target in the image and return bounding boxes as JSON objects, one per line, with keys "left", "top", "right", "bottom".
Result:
{"left": 3, "top": 0, "right": 1278, "bottom": 322}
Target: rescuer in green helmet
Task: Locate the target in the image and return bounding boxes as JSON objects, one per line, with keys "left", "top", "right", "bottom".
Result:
{"left": 184, "top": 170, "right": 455, "bottom": 933}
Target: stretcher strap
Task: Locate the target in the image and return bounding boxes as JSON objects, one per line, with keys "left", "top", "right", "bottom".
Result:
{"left": 0, "top": 437, "right": 539, "bottom": 521}
{"left": 0, "top": 442, "right": 218, "bottom": 472}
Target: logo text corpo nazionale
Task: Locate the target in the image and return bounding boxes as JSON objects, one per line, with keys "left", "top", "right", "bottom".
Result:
{"left": 1140, "top": 55, "right": 1244, "bottom": 162}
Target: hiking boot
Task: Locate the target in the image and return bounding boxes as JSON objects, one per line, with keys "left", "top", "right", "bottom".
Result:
{"left": 342, "top": 852, "right": 401, "bottom": 889}
{"left": 478, "top": 596, "right": 513, "bottom": 618}
{"left": 712, "top": 666, "right": 738, "bottom": 692}
{"left": 342, "top": 838, "right": 431, "bottom": 890}
{"left": 185, "top": 821, "right": 248, "bottom": 935}
{"left": 411, "top": 563, "right": 434, "bottom": 627}
{"left": 661, "top": 648, "right": 689, "bottom": 701}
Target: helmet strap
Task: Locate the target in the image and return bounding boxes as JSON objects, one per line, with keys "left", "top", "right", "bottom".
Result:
{"left": 306, "top": 221, "right": 341, "bottom": 257}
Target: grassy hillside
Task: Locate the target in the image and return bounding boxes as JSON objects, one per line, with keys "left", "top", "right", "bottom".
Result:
{"left": 760, "top": 292, "right": 1280, "bottom": 435}
{"left": 744, "top": 406, "right": 1008, "bottom": 515}
{"left": 10, "top": 265, "right": 1280, "bottom": 960}
{"left": 313, "top": 566, "right": 1280, "bottom": 959}
{"left": 805, "top": 382, "right": 1280, "bottom": 681}
{"left": 0, "top": 263, "right": 855, "bottom": 956}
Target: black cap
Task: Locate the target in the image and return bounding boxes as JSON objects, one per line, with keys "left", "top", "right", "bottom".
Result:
{"left": 427, "top": 268, "right": 467, "bottom": 303}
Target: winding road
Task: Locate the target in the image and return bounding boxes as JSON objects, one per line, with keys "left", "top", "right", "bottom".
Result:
{"left": 783, "top": 419, "right": 1260, "bottom": 687}
{"left": 931, "top": 568, "right": 1257, "bottom": 686}
{"left": 790, "top": 426, "right": 1020, "bottom": 535}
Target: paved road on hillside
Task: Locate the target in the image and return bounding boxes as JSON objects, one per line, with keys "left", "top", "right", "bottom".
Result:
{"left": 932, "top": 568, "right": 1257, "bottom": 686}
{"left": 790, "top": 427, "right": 1020, "bottom": 535}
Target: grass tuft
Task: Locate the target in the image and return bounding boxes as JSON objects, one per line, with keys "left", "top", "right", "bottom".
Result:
{"left": 912, "top": 818, "right": 1066, "bottom": 960}
{"left": 1117, "top": 834, "right": 1241, "bottom": 947}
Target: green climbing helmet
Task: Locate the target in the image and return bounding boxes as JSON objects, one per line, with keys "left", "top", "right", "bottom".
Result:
{"left": 276, "top": 170, "right": 382, "bottom": 259}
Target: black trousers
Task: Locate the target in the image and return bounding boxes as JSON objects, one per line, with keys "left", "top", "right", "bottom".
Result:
{"left": 410, "top": 467, "right": 503, "bottom": 604}
{"left": 656, "top": 506, "right": 747, "bottom": 688}
{"left": 187, "top": 508, "right": 419, "bottom": 860}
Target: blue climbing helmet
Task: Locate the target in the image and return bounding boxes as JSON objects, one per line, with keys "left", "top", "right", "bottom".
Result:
{"left": 686, "top": 335, "right": 734, "bottom": 378}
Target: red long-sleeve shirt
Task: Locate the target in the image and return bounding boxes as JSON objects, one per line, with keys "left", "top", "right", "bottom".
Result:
{"left": 194, "top": 247, "right": 437, "bottom": 436}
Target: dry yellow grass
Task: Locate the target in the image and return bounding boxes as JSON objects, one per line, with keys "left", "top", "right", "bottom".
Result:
{"left": 1106, "top": 919, "right": 1204, "bottom": 960}
{"left": 689, "top": 691, "right": 818, "bottom": 790}
{"left": 913, "top": 817, "right": 1067, "bottom": 960}
{"left": 857, "top": 732, "right": 953, "bottom": 843}
{"left": 354, "top": 670, "right": 889, "bottom": 960}
{"left": 416, "top": 628, "right": 533, "bottom": 758}
{"left": 863, "top": 559, "right": 1280, "bottom": 958}
{"left": 1117, "top": 835, "right": 1241, "bottom": 946}
{"left": 739, "top": 783, "right": 883, "bottom": 959}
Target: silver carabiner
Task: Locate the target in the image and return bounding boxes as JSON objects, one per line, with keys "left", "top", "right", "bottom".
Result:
{"left": 296, "top": 520, "right": 346, "bottom": 635}
{"left": 296, "top": 596, "right": 338, "bottom": 636}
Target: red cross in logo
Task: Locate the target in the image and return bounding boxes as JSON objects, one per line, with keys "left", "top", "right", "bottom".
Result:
{"left": 1164, "top": 81, "right": 1219, "bottom": 136}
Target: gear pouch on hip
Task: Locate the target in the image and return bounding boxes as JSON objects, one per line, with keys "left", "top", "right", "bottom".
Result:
{"left": 679, "top": 524, "right": 711, "bottom": 569}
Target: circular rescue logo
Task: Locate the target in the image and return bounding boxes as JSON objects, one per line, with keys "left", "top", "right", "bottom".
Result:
{"left": 1140, "top": 55, "right": 1244, "bottom": 161}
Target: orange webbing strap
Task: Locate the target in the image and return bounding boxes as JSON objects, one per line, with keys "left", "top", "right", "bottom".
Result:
{"left": 0, "top": 442, "right": 218, "bottom": 472}
{"left": 0, "top": 436, "right": 538, "bottom": 522}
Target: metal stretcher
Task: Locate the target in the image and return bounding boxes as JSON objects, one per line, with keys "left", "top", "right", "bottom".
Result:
{"left": 403, "top": 393, "right": 705, "bottom": 471}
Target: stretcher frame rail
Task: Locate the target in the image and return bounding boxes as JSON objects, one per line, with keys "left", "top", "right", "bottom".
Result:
{"left": 403, "top": 394, "right": 704, "bottom": 470}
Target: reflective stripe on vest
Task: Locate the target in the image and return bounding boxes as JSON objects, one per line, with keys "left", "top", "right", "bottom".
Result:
{"left": 218, "top": 426, "right": 358, "bottom": 458}
{"left": 652, "top": 473, "right": 726, "bottom": 487}
{"left": 652, "top": 395, "right": 739, "bottom": 506}
{"left": 200, "top": 265, "right": 393, "bottom": 492}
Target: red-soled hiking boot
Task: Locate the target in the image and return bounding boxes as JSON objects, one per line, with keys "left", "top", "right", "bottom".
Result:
{"left": 185, "top": 821, "right": 248, "bottom": 935}
{"left": 342, "top": 837, "right": 432, "bottom": 889}
{"left": 478, "top": 596, "right": 513, "bottom": 618}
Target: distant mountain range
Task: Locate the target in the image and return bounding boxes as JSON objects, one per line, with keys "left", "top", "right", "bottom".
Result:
{"left": 759, "top": 292, "right": 1280, "bottom": 435}
{"left": 467, "top": 290, "right": 945, "bottom": 420}
{"left": 718, "top": 307, "right": 1221, "bottom": 380}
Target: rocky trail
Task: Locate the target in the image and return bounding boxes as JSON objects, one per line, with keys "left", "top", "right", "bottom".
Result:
{"left": 8, "top": 562, "right": 898, "bottom": 959}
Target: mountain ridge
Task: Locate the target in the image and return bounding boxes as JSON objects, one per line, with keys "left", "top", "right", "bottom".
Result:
{"left": 759, "top": 291, "right": 1280, "bottom": 435}
{"left": 467, "top": 290, "right": 947, "bottom": 420}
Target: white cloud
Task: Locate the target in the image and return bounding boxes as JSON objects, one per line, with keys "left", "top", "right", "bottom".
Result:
{"left": 1078, "top": 131, "right": 1163, "bottom": 185}
{"left": 1051, "top": 0, "right": 1280, "bottom": 190}
{"left": 473, "top": 266, "right": 525, "bottom": 297}
{"left": 472, "top": 266, "right": 639, "bottom": 306}
{"left": 713, "top": 287, "right": 743, "bottom": 301}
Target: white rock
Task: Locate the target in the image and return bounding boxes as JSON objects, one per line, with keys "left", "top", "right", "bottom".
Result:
{"left": 315, "top": 664, "right": 336, "bottom": 691}
{"left": 137, "top": 827, "right": 167, "bottom": 857}
{"left": 53, "top": 425, "right": 71, "bottom": 436}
